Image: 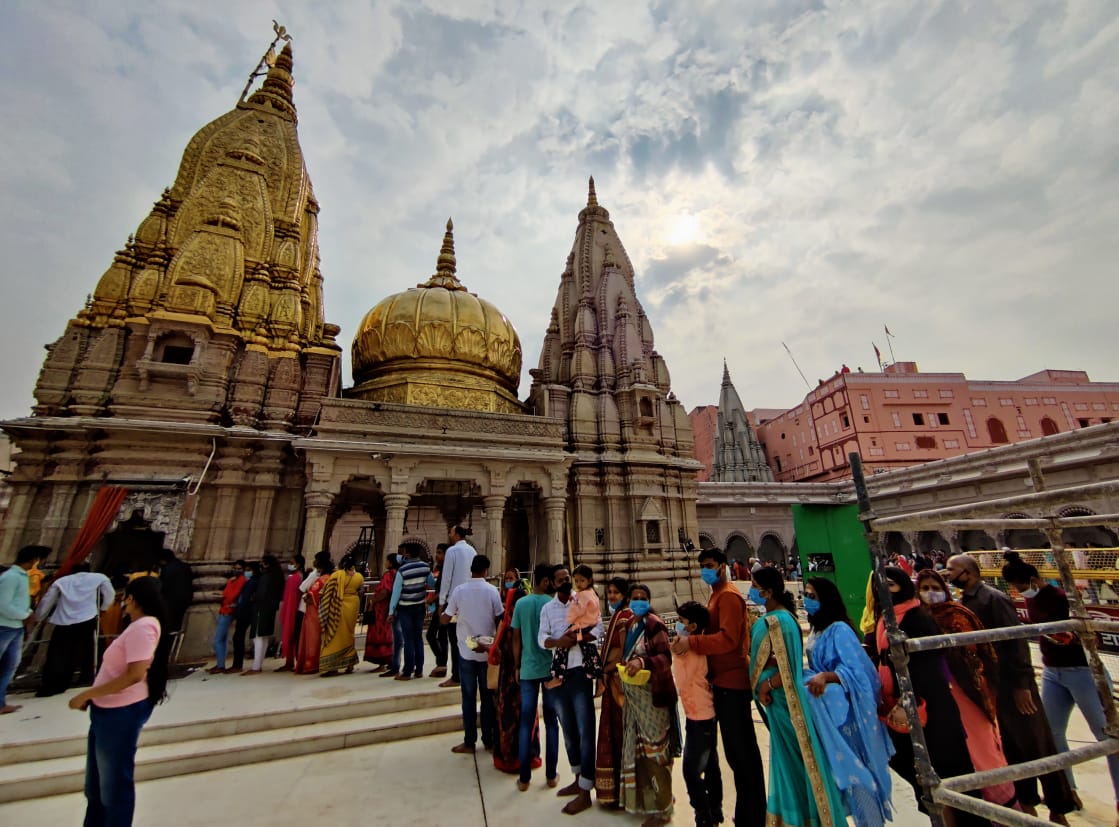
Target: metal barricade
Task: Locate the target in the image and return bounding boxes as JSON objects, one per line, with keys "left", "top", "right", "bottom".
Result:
{"left": 852, "top": 453, "right": 1119, "bottom": 827}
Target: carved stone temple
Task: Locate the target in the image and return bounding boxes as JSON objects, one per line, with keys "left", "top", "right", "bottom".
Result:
{"left": 0, "top": 36, "right": 700, "bottom": 653}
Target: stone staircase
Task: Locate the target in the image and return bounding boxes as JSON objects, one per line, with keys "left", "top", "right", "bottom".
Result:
{"left": 0, "top": 686, "right": 461, "bottom": 803}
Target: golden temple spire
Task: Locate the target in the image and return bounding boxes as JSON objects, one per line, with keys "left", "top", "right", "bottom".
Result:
{"left": 421, "top": 218, "right": 466, "bottom": 290}
{"left": 241, "top": 23, "right": 297, "bottom": 121}
{"left": 587, "top": 176, "right": 598, "bottom": 208}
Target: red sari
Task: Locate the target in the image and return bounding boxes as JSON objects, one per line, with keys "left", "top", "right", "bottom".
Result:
{"left": 364, "top": 568, "right": 396, "bottom": 664}
{"left": 490, "top": 587, "right": 540, "bottom": 773}
{"left": 595, "top": 606, "right": 635, "bottom": 805}
{"left": 294, "top": 575, "right": 327, "bottom": 674}
{"left": 278, "top": 572, "right": 302, "bottom": 660}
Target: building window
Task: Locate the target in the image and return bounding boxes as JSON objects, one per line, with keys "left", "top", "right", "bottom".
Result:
{"left": 841, "top": 413, "right": 850, "bottom": 429}
{"left": 939, "top": 389, "right": 954, "bottom": 399}
{"left": 884, "top": 389, "right": 900, "bottom": 399}
{"left": 1040, "top": 417, "right": 1059, "bottom": 436}
{"left": 912, "top": 413, "right": 925, "bottom": 425}
{"left": 1074, "top": 402, "right": 1088, "bottom": 411}
{"left": 915, "top": 436, "right": 936, "bottom": 449}
{"left": 944, "top": 439, "right": 960, "bottom": 448}
{"left": 863, "top": 415, "right": 870, "bottom": 424}
{"left": 156, "top": 333, "right": 195, "bottom": 365}
{"left": 1042, "top": 397, "right": 1057, "bottom": 405}
{"left": 1000, "top": 398, "right": 1014, "bottom": 406}
{"left": 808, "top": 445, "right": 814, "bottom": 455}
{"left": 891, "top": 412, "right": 902, "bottom": 428}
{"left": 639, "top": 397, "right": 654, "bottom": 418}
{"left": 1024, "top": 397, "right": 1038, "bottom": 406}
{"left": 937, "top": 412, "right": 950, "bottom": 425}
{"left": 972, "top": 398, "right": 987, "bottom": 407}
{"left": 913, "top": 389, "right": 928, "bottom": 398}
{"left": 987, "top": 417, "right": 1009, "bottom": 444}
{"left": 860, "top": 395, "right": 870, "bottom": 410}
{"left": 1078, "top": 419, "right": 1090, "bottom": 428}
{"left": 645, "top": 521, "right": 661, "bottom": 544}
{"left": 895, "top": 442, "right": 911, "bottom": 451}
{"left": 775, "top": 457, "right": 782, "bottom": 472}
{"left": 1093, "top": 402, "right": 1107, "bottom": 411}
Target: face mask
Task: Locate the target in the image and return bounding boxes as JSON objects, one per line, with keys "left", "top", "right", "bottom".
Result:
{"left": 504, "top": 580, "right": 515, "bottom": 590}
{"left": 922, "top": 590, "right": 947, "bottom": 605}
{"left": 1020, "top": 586, "right": 1039, "bottom": 599}
{"left": 556, "top": 581, "right": 573, "bottom": 596}
{"left": 948, "top": 573, "right": 967, "bottom": 588}
{"left": 674, "top": 621, "right": 689, "bottom": 636}
{"left": 747, "top": 586, "right": 766, "bottom": 606}
{"left": 244, "top": 571, "right": 253, "bottom": 581}
{"left": 700, "top": 567, "right": 722, "bottom": 586}
{"left": 629, "top": 599, "right": 650, "bottom": 617}
{"left": 803, "top": 597, "right": 821, "bottom": 616}
{"left": 608, "top": 600, "right": 621, "bottom": 615}
{"left": 287, "top": 564, "right": 296, "bottom": 572}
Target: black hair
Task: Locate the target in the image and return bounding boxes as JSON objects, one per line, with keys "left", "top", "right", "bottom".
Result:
{"left": 572, "top": 564, "right": 594, "bottom": 581}
{"left": 753, "top": 567, "right": 795, "bottom": 612}
{"left": 233, "top": 559, "right": 246, "bottom": 569}
{"left": 881, "top": 566, "right": 916, "bottom": 603}
{"left": 676, "top": 600, "right": 709, "bottom": 633}
{"left": 697, "top": 546, "right": 727, "bottom": 565}
{"left": 319, "top": 558, "right": 335, "bottom": 575}
{"left": 451, "top": 525, "right": 472, "bottom": 539}
{"left": 246, "top": 561, "right": 261, "bottom": 575}
{"left": 124, "top": 576, "right": 172, "bottom": 706}
{"left": 471, "top": 555, "right": 490, "bottom": 575}
{"left": 72, "top": 562, "right": 92, "bottom": 573}
{"left": 157, "top": 549, "right": 175, "bottom": 562}
{"left": 339, "top": 554, "right": 355, "bottom": 571}
{"left": 533, "top": 562, "right": 554, "bottom": 586}
{"left": 606, "top": 576, "right": 630, "bottom": 599}
{"left": 628, "top": 582, "right": 652, "bottom": 604}
{"left": 261, "top": 553, "right": 279, "bottom": 570}
{"left": 805, "top": 577, "right": 853, "bottom": 632}
{"left": 16, "top": 545, "right": 47, "bottom": 565}
{"left": 385, "top": 552, "right": 401, "bottom": 570}
{"left": 436, "top": 543, "right": 449, "bottom": 552}
{"left": 293, "top": 554, "right": 305, "bottom": 569}
{"left": 1001, "top": 550, "right": 1039, "bottom": 585}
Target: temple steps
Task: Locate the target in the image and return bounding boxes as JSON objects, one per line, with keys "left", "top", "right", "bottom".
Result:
{"left": 0, "top": 686, "right": 461, "bottom": 803}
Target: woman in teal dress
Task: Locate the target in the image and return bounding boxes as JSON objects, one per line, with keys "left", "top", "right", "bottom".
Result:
{"left": 750, "top": 567, "right": 846, "bottom": 827}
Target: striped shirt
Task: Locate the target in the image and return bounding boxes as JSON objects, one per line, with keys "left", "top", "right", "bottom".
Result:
{"left": 391, "top": 558, "right": 432, "bottom": 612}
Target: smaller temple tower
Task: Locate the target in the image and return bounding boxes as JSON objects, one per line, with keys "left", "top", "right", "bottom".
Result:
{"left": 712, "top": 361, "right": 773, "bottom": 482}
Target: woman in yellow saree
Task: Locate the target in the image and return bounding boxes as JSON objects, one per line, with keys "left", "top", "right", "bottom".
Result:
{"left": 319, "top": 554, "right": 363, "bottom": 676}
{"left": 750, "top": 567, "right": 845, "bottom": 827}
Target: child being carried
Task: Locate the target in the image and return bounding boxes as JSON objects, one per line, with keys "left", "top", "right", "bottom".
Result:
{"left": 546, "top": 564, "right": 602, "bottom": 687}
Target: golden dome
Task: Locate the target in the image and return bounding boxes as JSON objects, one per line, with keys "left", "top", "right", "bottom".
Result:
{"left": 350, "top": 219, "right": 524, "bottom": 413}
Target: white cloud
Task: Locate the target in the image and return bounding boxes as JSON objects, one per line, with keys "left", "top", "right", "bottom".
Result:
{"left": 1, "top": 1, "right": 1117, "bottom": 423}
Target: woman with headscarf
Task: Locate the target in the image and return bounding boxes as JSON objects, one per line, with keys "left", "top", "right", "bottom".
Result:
{"left": 915, "top": 568, "right": 1018, "bottom": 810}
{"left": 869, "top": 566, "right": 989, "bottom": 827}
{"left": 294, "top": 554, "right": 332, "bottom": 675}
{"left": 594, "top": 576, "right": 632, "bottom": 808}
{"left": 801, "top": 577, "right": 894, "bottom": 827}
{"left": 319, "top": 554, "right": 363, "bottom": 677}
{"left": 751, "top": 567, "right": 844, "bottom": 827}
{"left": 617, "top": 583, "right": 679, "bottom": 827}
{"left": 490, "top": 571, "right": 540, "bottom": 774}
{"left": 364, "top": 552, "right": 401, "bottom": 673}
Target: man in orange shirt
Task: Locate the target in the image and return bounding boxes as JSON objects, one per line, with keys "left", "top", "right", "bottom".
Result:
{"left": 671, "top": 547, "right": 765, "bottom": 827}
{"left": 674, "top": 601, "right": 721, "bottom": 827}
{"left": 207, "top": 560, "right": 245, "bottom": 674}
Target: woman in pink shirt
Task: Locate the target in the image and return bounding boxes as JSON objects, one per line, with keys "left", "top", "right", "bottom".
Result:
{"left": 69, "top": 576, "right": 171, "bottom": 827}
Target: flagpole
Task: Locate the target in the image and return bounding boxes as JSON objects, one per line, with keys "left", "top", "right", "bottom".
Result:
{"left": 782, "top": 342, "right": 811, "bottom": 388}
{"left": 884, "top": 325, "right": 896, "bottom": 364}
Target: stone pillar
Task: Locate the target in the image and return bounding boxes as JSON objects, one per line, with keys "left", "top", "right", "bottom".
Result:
{"left": 948, "top": 531, "right": 963, "bottom": 555}
{"left": 381, "top": 493, "right": 411, "bottom": 557}
{"left": 483, "top": 495, "right": 507, "bottom": 562}
{"left": 543, "top": 496, "right": 566, "bottom": 568}
{"left": 38, "top": 482, "right": 79, "bottom": 555}
{"left": 301, "top": 492, "right": 333, "bottom": 555}
{"left": 208, "top": 486, "right": 240, "bottom": 555}
{"left": 0, "top": 483, "right": 38, "bottom": 562}
{"left": 246, "top": 487, "right": 276, "bottom": 558}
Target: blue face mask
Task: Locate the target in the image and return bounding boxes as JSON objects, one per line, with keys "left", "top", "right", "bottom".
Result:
{"left": 629, "top": 599, "right": 650, "bottom": 617}
{"left": 244, "top": 571, "right": 253, "bottom": 581}
{"left": 608, "top": 600, "right": 621, "bottom": 615}
{"left": 675, "top": 621, "right": 689, "bottom": 636}
{"left": 747, "top": 586, "right": 766, "bottom": 606}
{"left": 504, "top": 581, "right": 515, "bottom": 590}
{"left": 803, "top": 597, "right": 821, "bottom": 616}
{"left": 700, "top": 567, "right": 722, "bottom": 586}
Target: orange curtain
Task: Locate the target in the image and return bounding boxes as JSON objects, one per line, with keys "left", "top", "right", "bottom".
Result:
{"left": 55, "top": 486, "right": 129, "bottom": 577}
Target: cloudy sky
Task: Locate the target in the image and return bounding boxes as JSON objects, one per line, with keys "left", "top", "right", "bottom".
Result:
{"left": 2, "top": 1, "right": 1117, "bottom": 424}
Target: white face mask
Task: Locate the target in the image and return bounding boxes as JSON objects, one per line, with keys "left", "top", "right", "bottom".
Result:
{"left": 1020, "top": 586, "right": 1039, "bottom": 599}
{"left": 922, "top": 590, "right": 947, "bottom": 605}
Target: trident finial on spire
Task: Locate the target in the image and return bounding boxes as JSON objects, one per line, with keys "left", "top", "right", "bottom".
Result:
{"left": 587, "top": 176, "right": 598, "bottom": 208}
{"left": 240, "top": 22, "right": 294, "bottom": 106}
{"left": 421, "top": 218, "right": 466, "bottom": 290}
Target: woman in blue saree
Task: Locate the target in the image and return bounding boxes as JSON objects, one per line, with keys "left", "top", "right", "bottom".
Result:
{"left": 750, "top": 567, "right": 846, "bottom": 827}
{"left": 802, "top": 577, "right": 895, "bottom": 827}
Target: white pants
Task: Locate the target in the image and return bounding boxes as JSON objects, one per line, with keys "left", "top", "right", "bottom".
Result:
{"left": 252, "top": 637, "right": 267, "bottom": 671}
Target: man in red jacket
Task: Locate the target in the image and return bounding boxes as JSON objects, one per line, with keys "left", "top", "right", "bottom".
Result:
{"left": 207, "top": 560, "right": 245, "bottom": 674}
{"left": 671, "top": 547, "right": 766, "bottom": 827}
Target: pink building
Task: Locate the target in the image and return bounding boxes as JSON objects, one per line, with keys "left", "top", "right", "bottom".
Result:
{"left": 752, "top": 364, "right": 1119, "bottom": 482}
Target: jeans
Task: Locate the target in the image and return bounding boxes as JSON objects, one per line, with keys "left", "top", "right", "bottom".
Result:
{"left": 519, "top": 677, "right": 560, "bottom": 783}
{"left": 683, "top": 717, "right": 723, "bottom": 825}
{"left": 1042, "top": 665, "right": 1119, "bottom": 798}
{"left": 459, "top": 657, "right": 496, "bottom": 748}
{"left": 448, "top": 621, "right": 461, "bottom": 682}
{"left": 713, "top": 686, "right": 766, "bottom": 827}
{"left": 388, "top": 617, "right": 404, "bottom": 674}
{"left": 84, "top": 699, "right": 153, "bottom": 827}
{"left": 231, "top": 614, "right": 251, "bottom": 670}
{"left": 426, "top": 611, "right": 448, "bottom": 668}
{"left": 551, "top": 666, "right": 596, "bottom": 791}
{"left": 0, "top": 625, "right": 23, "bottom": 706}
{"left": 212, "top": 613, "right": 233, "bottom": 668}
{"left": 397, "top": 604, "right": 426, "bottom": 678}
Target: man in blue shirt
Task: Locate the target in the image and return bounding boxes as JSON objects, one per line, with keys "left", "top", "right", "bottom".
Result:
{"left": 387, "top": 542, "right": 432, "bottom": 681}
{"left": 511, "top": 562, "right": 560, "bottom": 790}
{"left": 1, "top": 545, "right": 46, "bottom": 714}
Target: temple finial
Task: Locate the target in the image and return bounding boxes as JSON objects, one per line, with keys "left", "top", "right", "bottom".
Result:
{"left": 587, "top": 176, "right": 598, "bottom": 207}
{"left": 421, "top": 218, "right": 465, "bottom": 290}
{"left": 240, "top": 25, "right": 297, "bottom": 120}
{"left": 722, "top": 358, "right": 731, "bottom": 384}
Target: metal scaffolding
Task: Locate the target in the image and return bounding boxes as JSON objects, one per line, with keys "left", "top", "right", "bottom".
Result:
{"left": 851, "top": 454, "right": 1119, "bottom": 827}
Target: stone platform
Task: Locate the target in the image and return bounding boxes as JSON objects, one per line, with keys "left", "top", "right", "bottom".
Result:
{"left": 0, "top": 659, "right": 1114, "bottom": 826}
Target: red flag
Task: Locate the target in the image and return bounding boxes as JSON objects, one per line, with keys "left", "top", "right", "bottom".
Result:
{"left": 873, "top": 342, "right": 882, "bottom": 369}
{"left": 884, "top": 324, "right": 895, "bottom": 337}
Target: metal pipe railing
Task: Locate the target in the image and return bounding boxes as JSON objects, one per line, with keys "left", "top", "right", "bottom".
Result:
{"left": 903, "top": 618, "right": 1119, "bottom": 653}
{"left": 933, "top": 789, "right": 1062, "bottom": 827}
{"left": 939, "top": 738, "right": 1119, "bottom": 791}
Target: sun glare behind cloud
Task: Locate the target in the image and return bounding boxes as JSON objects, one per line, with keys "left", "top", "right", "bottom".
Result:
{"left": 667, "top": 212, "right": 702, "bottom": 246}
